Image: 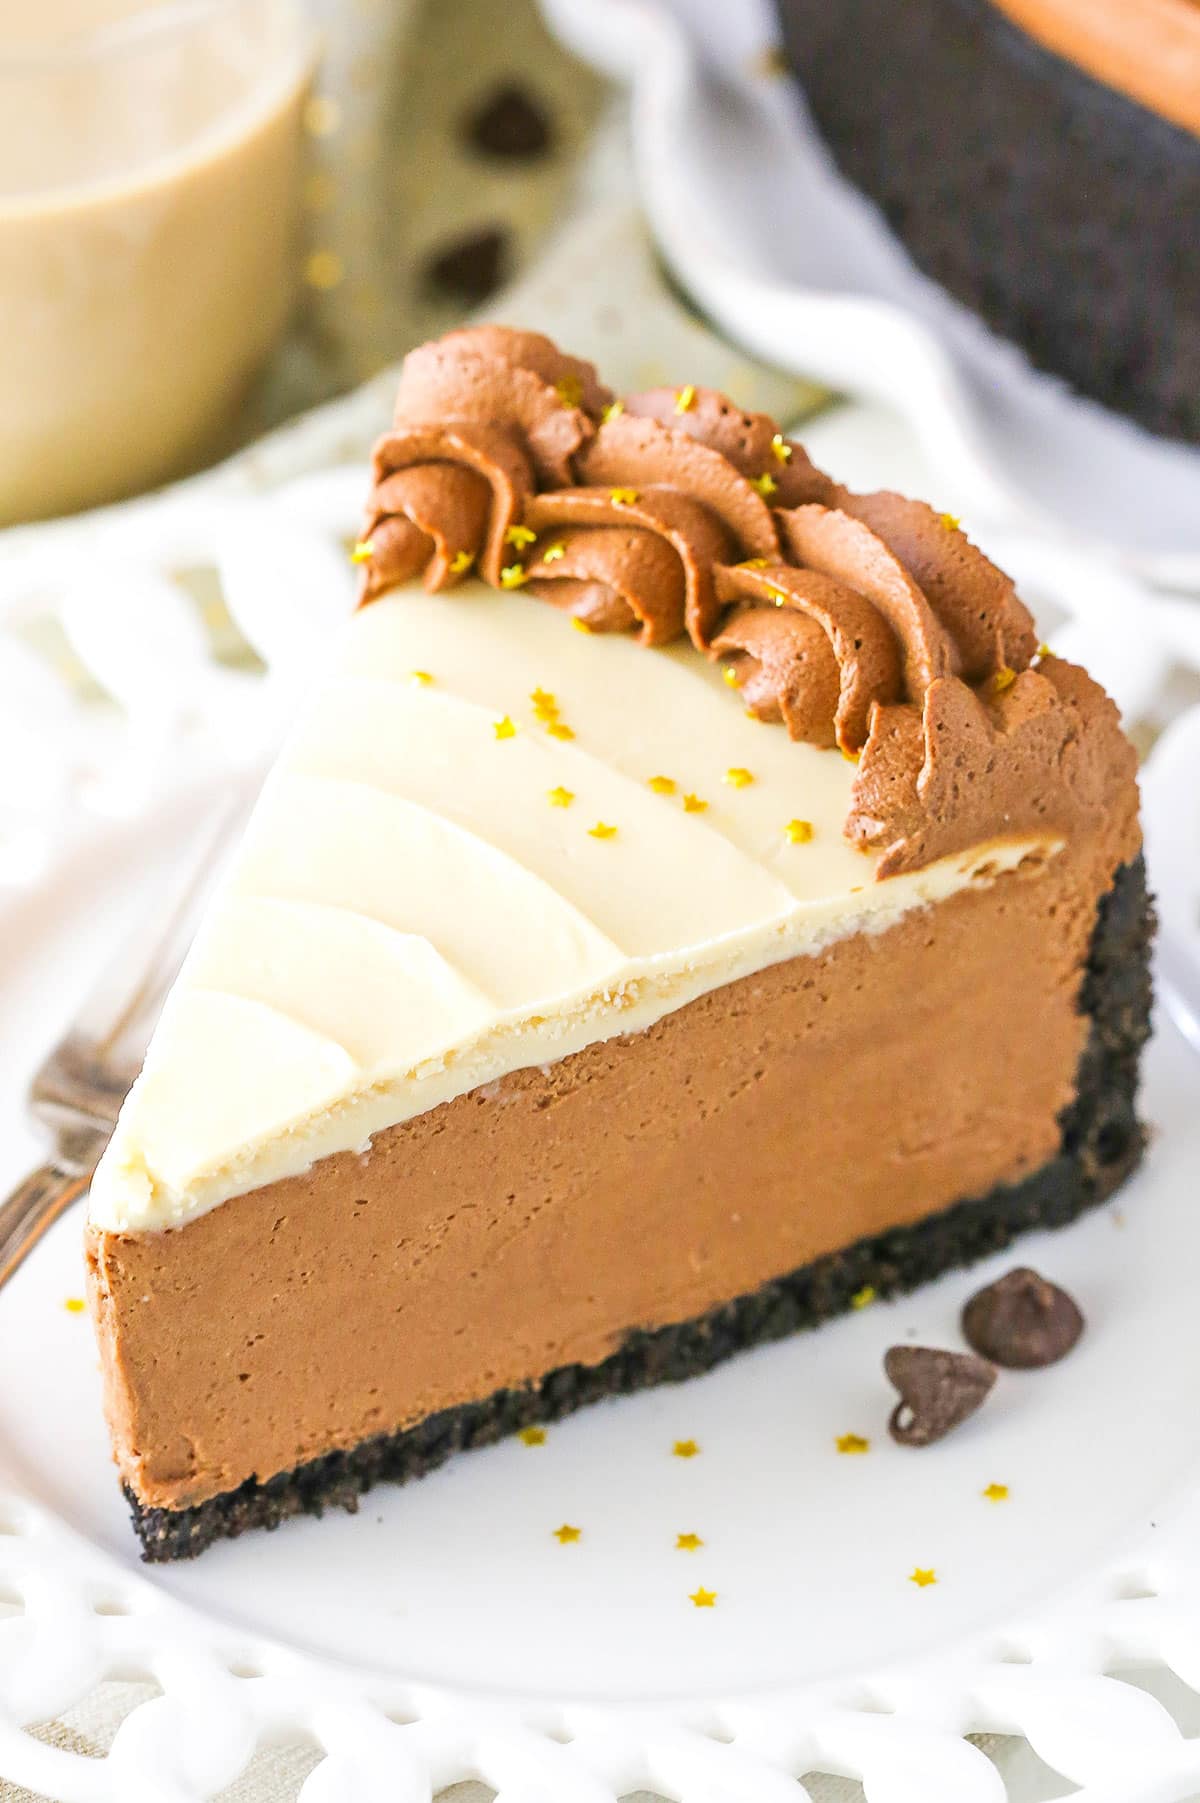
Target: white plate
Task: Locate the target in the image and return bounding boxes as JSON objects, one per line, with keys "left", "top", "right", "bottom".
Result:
{"left": 543, "top": 0, "right": 1200, "bottom": 591}
{"left": 1, "top": 787, "right": 1200, "bottom": 1800}
{"left": 0, "top": 466, "right": 1198, "bottom": 1799}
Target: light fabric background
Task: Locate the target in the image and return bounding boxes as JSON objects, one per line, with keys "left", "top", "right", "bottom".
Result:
{"left": 220, "top": 0, "right": 825, "bottom": 452}
{"left": 1, "top": 0, "right": 1193, "bottom": 1797}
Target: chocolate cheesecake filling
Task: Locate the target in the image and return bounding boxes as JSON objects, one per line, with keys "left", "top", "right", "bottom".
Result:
{"left": 88, "top": 835, "right": 1149, "bottom": 1558}
{"left": 81, "top": 327, "right": 1151, "bottom": 1561}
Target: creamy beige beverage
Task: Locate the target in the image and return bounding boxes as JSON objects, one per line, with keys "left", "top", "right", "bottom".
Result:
{"left": 0, "top": 0, "right": 315, "bottom": 524}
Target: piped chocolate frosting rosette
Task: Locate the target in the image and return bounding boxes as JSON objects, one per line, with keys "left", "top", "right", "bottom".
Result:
{"left": 358, "top": 326, "right": 1137, "bottom": 879}
{"left": 519, "top": 390, "right": 837, "bottom": 644}
{"left": 360, "top": 328, "right": 613, "bottom": 598}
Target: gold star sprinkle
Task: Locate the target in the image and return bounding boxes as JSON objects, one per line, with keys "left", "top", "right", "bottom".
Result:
{"left": 738, "top": 557, "right": 769, "bottom": 569}
{"left": 750, "top": 44, "right": 790, "bottom": 78}
{"left": 530, "top": 686, "right": 558, "bottom": 715}
{"left": 841, "top": 747, "right": 860, "bottom": 763}
{"left": 500, "top": 564, "right": 528, "bottom": 589}
{"left": 784, "top": 819, "right": 814, "bottom": 844}
{"left": 750, "top": 472, "right": 778, "bottom": 498}
{"left": 349, "top": 538, "right": 374, "bottom": 564}
{"left": 303, "top": 94, "right": 341, "bottom": 137}
{"left": 648, "top": 775, "right": 677, "bottom": 795}
{"left": 675, "top": 384, "right": 697, "bottom": 414}
{"left": 992, "top": 665, "right": 1017, "bottom": 694}
{"left": 939, "top": 512, "right": 961, "bottom": 531}
{"left": 554, "top": 1524, "right": 582, "bottom": 1544}
{"left": 601, "top": 400, "right": 624, "bottom": 424}
{"left": 768, "top": 587, "right": 787, "bottom": 608}
{"left": 771, "top": 432, "right": 793, "bottom": 463}
{"left": 983, "top": 1483, "right": 1010, "bottom": 1503}
{"left": 543, "top": 542, "right": 566, "bottom": 563}
{"left": 723, "top": 766, "right": 753, "bottom": 789}
{"left": 546, "top": 722, "right": 575, "bottom": 740}
{"left": 411, "top": 670, "right": 433, "bottom": 685}
{"left": 493, "top": 716, "right": 517, "bottom": 740}
{"left": 683, "top": 793, "right": 708, "bottom": 814}
{"left": 589, "top": 821, "right": 618, "bottom": 839}
{"left": 610, "top": 487, "right": 640, "bottom": 507}
{"left": 505, "top": 524, "right": 537, "bottom": 549}
{"left": 676, "top": 1532, "right": 704, "bottom": 1551}
{"left": 547, "top": 786, "right": 574, "bottom": 808}
{"left": 689, "top": 1586, "right": 718, "bottom": 1608}
{"left": 449, "top": 550, "right": 475, "bottom": 574}
{"left": 909, "top": 1568, "right": 938, "bottom": 1588}
{"left": 850, "top": 1284, "right": 876, "bottom": 1309}
{"left": 555, "top": 375, "right": 583, "bottom": 407}
{"left": 571, "top": 617, "right": 593, "bottom": 634}
{"left": 1036, "top": 641, "right": 1051, "bottom": 659}
{"left": 63, "top": 1297, "right": 86, "bottom": 1315}
{"left": 519, "top": 1426, "right": 546, "bottom": 1447}
{"left": 836, "top": 1433, "right": 870, "bottom": 1455}
{"left": 723, "top": 667, "right": 740, "bottom": 688}
{"left": 673, "top": 1439, "right": 700, "bottom": 1459}
{"left": 305, "top": 249, "right": 345, "bottom": 291}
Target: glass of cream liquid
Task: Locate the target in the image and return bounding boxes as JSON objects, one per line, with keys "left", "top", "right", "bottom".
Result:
{"left": 0, "top": 0, "right": 317, "bottom": 524}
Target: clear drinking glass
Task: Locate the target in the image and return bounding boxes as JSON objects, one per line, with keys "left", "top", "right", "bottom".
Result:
{"left": 0, "top": 0, "right": 317, "bottom": 525}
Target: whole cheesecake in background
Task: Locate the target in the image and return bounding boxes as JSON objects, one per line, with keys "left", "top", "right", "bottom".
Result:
{"left": 85, "top": 328, "right": 1151, "bottom": 1560}
{"left": 773, "top": 0, "right": 1200, "bottom": 444}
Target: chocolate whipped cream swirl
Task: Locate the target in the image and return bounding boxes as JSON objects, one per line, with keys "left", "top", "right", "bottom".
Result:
{"left": 361, "top": 327, "right": 1136, "bottom": 878}
{"left": 362, "top": 328, "right": 612, "bottom": 594}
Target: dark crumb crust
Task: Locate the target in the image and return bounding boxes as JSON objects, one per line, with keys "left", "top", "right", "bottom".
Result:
{"left": 772, "top": 0, "right": 1200, "bottom": 444}
{"left": 130, "top": 857, "right": 1153, "bottom": 1561}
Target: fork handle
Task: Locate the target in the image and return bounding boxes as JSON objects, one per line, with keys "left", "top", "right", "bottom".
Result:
{"left": 0, "top": 1164, "right": 90, "bottom": 1290}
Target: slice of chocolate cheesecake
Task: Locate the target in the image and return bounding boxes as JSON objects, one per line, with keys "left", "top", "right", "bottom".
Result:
{"left": 85, "top": 328, "right": 1150, "bottom": 1559}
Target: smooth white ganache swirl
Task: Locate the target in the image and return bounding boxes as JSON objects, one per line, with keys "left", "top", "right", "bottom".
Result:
{"left": 87, "top": 585, "right": 1059, "bottom": 1233}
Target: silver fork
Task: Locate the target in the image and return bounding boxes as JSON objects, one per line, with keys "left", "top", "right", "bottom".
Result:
{"left": 0, "top": 793, "right": 252, "bottom": 1286}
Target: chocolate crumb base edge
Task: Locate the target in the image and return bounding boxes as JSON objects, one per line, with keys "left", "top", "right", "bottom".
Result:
{"left": 772, "top": 0, "right": 1200, "bottom": 443}
{"left": 128, "top": 855, "right": 1153, "bottom": 1561}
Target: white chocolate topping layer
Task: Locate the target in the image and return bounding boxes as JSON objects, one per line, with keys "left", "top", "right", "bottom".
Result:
{"left": 89, "top": 585, "right": 1061, "bottom": 1233}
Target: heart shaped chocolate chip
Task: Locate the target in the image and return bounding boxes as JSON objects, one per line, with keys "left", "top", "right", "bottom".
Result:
{"left": 962, "top": 1267, "right": 1084, "bottom": 1369}
{"left": 885, "top": 1345, "right": 997, "bottom": 1447}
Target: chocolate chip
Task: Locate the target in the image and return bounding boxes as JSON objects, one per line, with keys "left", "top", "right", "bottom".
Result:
{"left": 424, "top": 226, "right": 510, "bottom": 304}
{"left": 464, "top": 83, "right": 554, "bottom": 160}
{"left": 885, "top": 1345, "right": 996, "bottom": 1447}
{"left": 962, "top": 1267, "right": 1084, "bottom": 1369}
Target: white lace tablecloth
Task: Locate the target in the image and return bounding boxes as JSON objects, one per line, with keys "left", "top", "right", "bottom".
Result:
{"left": 0, "top": 0, "right": 1196, "bottom": 1797}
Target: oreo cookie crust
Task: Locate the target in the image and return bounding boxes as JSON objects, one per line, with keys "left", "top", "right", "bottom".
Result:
{"left": 773, "top": 0, "right": 1200, "bottom": 443}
